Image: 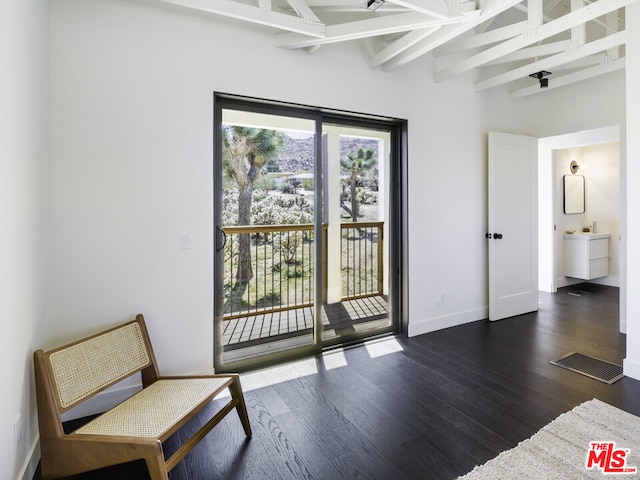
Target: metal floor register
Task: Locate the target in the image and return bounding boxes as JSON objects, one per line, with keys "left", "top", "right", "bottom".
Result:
{"left": 550, "top": 352, "right": 624, "bottom": 384}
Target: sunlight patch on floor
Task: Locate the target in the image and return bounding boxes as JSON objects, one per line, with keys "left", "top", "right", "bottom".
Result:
{"left": 236, "top": 336, "right": 403, "bottom": 393}
{"left": 364, "top": 337, "right": 404, "bottom": 358}
{"left": 322, "top": 349, "right": 349, "bottom": 370}
{"left": 241, "top": 357, "right": 319, "bottom": 392}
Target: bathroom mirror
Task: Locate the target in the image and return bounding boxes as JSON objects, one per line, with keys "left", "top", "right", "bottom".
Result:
{"left": 563, "top": 174, "right": 585, "bottom": 214}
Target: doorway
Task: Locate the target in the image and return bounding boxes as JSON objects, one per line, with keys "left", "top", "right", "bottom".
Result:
{"left": 538, "top": 126, "right": 623, "bottom": 331}
{"left": 213, "top": 93, "right": 407, "bottom": 372}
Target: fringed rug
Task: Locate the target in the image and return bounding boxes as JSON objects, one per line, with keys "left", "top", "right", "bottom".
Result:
{"left": 459, "top": 399, "right": 640, "bottom": 479}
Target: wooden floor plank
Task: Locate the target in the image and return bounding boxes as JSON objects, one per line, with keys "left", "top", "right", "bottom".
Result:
{"left": 38, "top": 284, "right": 640, "bottom": 480}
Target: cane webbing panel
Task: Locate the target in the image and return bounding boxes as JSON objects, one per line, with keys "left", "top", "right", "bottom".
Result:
{"left": 73, "top": 378, "right": 230, "bottom": 438}
{"left": 49, "top": 322, "right": 150, "bottom": 408}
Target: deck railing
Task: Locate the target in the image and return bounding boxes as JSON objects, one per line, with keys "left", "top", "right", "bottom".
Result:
{"left": 222, "top": 222, "right": 383, "bottom": 319}
{"left": 341, "top": 222, "right": 384, "bottom": 299}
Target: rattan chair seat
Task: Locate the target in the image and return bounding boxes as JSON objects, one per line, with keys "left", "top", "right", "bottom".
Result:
{"left": 74, "top": 378, "right": 229, "bottom": 438}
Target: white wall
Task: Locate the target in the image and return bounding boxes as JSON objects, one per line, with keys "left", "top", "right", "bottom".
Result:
{"left": 406, "top": 68, "right": 489, "bottom": 334}
{"left": 0, "top": 0, "right": 49, "bottom": 478}
{"left": 554, "top": 142, "right": 620, "bottom": 288}
{"left": 624, "top": 4, "right": 640, "bottom": 380}
{"left": 483, "top": 68, "right": 626, "bottom": 138}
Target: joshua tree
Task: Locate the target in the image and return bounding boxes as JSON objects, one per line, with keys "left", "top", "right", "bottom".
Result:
{"left": 340, "top": 147, "right": 376, "bottom": 222}
{"left": 222, "top": 126, "right": 283, "bottom": 282}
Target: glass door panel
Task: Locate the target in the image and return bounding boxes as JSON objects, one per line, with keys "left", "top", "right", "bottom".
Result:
{"left": 215, "top": 107, "right": 320, "bottom": 370}
{"left": 320, "top": 123, "right": 393, "bottom": 346}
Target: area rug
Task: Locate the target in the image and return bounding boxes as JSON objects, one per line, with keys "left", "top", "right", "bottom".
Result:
{"left": 458, "top": 399, "right": 640, "bottom": 479}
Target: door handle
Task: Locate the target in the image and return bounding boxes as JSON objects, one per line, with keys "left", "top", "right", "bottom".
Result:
{"left": 493, "top": 233, "right": 503, "bottom": 239}
{"left": 215, "top": 226, "right": 227, "bottom": 252}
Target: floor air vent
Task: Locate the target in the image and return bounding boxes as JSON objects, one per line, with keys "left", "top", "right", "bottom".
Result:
{"left": 550, "top": 352, "right": 624, "bottom": 384}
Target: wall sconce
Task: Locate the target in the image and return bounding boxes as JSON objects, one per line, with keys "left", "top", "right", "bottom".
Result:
{"left": 570, "top": 160, "right": 581, "bottom": 174}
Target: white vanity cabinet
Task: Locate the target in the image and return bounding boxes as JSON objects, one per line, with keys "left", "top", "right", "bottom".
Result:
{"left": 563, "top": 233, "right": 610, "bottom": 280}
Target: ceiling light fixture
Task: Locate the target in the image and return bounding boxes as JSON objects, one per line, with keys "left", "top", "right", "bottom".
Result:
{"left": 361, "top": 0, "right": 385, "bottom": 11}
{"left": 529, "top": 70, "right": 552, "bottom": 88}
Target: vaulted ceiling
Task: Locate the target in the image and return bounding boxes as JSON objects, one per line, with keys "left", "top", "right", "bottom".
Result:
{"left": 158, "top": 0, "right": 634, "bottom": 98}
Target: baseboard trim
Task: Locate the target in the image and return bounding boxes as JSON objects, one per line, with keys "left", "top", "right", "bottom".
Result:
{"left": 623, "top": 357, "right": 640, "bottom": 381}
{"left": 19, "top": 434, "right": 40, "bottom": 480}
{"left": 408, "top": 307, "right": 487, "bottom": 337}
{"left": 557, "top": 277, "right": 621, "bottom": 289}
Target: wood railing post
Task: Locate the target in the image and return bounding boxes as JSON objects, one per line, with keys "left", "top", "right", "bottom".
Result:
{"left": 377, "top": 224, "right": 384, "bottom": 295}
{"left": 323, "top": 225, "right": 328, "bottom": 304}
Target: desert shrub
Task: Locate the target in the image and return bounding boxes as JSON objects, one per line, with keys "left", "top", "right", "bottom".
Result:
{"left": 272, "top": 231, "right": 304, "bottom": 264}
{"left": 302, "top": 178, "right": 314, "bottom": 191}
{"left": 360, "top": 190, "right": 378, "bottom": 205}
{"left": 280, "top": 182, "right": 293, "bottom": 194}
{"left": 222, "top": 188, "right": 313, "bottom": 225}
{"left": 254, "top": 174, "right": 277, "bottom": 193}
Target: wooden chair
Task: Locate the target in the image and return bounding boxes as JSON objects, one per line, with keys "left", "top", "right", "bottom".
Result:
{"left": 34, "top": 314, "right": 251, "bottom": 479}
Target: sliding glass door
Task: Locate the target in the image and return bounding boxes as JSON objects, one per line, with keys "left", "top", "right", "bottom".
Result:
{"left": 214, "top": 94, "right": 406, "bottom": 372}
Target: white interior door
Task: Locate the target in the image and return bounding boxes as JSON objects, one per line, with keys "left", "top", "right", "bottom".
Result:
{"left": 488, "top": 132, "right": 539, "bottom": 321}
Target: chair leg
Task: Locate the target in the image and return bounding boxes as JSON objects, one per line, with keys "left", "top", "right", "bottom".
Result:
{"left": 229, "top": 375, "right": 252, "bottom": 437}
{"left": 145, "top": 451, "right": 169, "bottom": 480}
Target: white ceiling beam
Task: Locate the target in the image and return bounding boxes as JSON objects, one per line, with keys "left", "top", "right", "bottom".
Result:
{"left": 284, "top": 0, "right": 322, "bottom": 52}
{"left": 384, "top": 0, "right": 449, "bottom": 18}
{"left": 381, "top": 0, "right": 523, "bottom": 69}
{"left": 159, "top": 0, "right": 326, "bottom": 38}
{"left": 370, "top": 26, "right": 441, "bottom": 66}
{"left": 571, "top": 0, "right": 586, "bottom": 46}
{"left": 483, "top": 40, "right": 569, "bottom": 65}
{"left": 286, "top": 0, "right": 321, "bottom": 23}
{"left": 304, "top": 4, "right": 407, "bottom": 12}
{"left": 528, "top": 0, "right": 543, "bottom": 27}
{"left": 275, "top": 12, "right": 467, "bottom": 49}
{"left": 513, "top": 1, "right": 624, "bottom": 33}
{"left": 557, "top": 53, "right": 608, "bottom": 68}
{"left": 510, "top": 56, "right": 625, "bottom": 98}
{"left": 434, "top": 0, "right": 637, "bottom": 81}
{"left": 607, "top": 11, "right": 622, "bottom": 59}
{"left": 475, "top": 30, "right": 626, "bottom": 91}
{"left": 435, "top": 20, "right": 526, "bottom": 56}
{"left": 473, "top": 12, "right": 499, "bottom": 34}
{"left": 474, "top": 0, "right": 507, "bottom": 35}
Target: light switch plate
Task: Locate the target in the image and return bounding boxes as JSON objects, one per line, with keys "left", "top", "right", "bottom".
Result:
{"left": 179, "top": 233, "right": 191, "bottom": 250}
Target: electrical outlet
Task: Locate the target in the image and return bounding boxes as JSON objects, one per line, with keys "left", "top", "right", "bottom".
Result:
{"left": 438, "top": 291, "right": 446, "bottom": 305}
{"left": 13, "top": 415, "right": 22, "bottom": 451}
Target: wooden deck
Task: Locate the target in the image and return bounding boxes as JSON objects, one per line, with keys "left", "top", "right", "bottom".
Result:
{"left": 223, "top": 295, "right": 389, "bottom": 350}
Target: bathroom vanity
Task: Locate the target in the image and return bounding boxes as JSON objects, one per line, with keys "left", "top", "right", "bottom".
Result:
{"left": 563, "top": 232, "right": 610, "bottom": 280}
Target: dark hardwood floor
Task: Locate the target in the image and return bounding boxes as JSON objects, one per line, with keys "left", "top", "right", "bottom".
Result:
{"left": 35, "top": 283, "right": 640, "bottom": 480}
